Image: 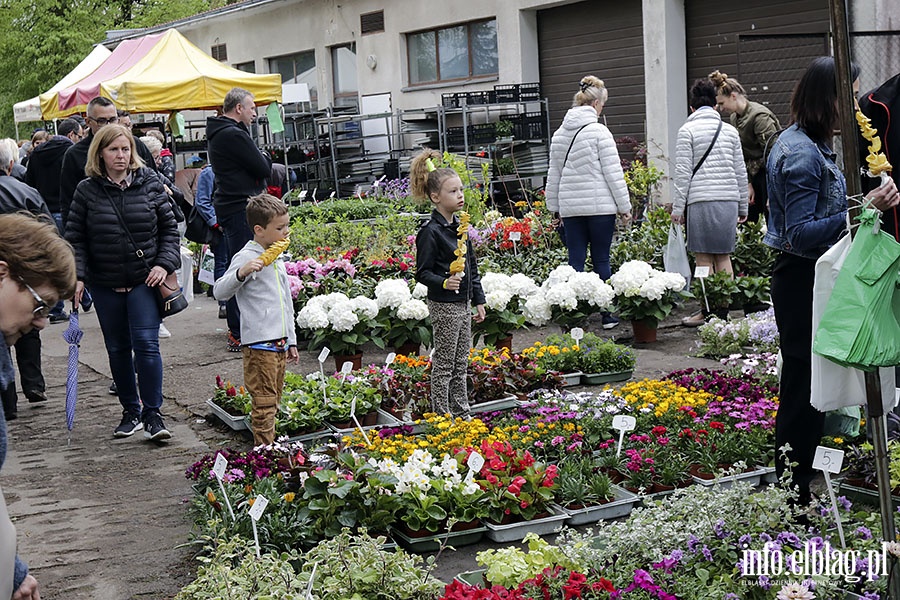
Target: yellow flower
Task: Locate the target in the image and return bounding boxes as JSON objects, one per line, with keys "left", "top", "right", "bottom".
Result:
{"left": 283, "top": 492, "right": 295, "bottom": 503}
{"left": 206, "top": 491, "right": 217, "bottom": 504}
{"left": 833, "top": 437, "right": 844, "bottom": 445}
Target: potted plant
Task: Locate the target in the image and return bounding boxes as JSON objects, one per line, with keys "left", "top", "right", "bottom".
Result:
{"left": 524, "top": 265, "right": 614, "bottom": 330}
{"left": 733, "top": 274, "right": 771, "bottom": 315}
{"left": 494, "top": 119, "right": 515, "bottom": 141}
{"left": 296, "top": 291, "right": 385, "bottom": 369}
{"left": 520, "top": 341, "right": 582, "bottom": 386}
{"left": 623, "top": 159, "right": 663, "bottom": 221}
{"left": 472, "top": 272, "right": 537, "bottom": 349}
{"left": 373, "top": 279, "right": 432, "bottom": 356}
{"left": 609, "top": 260, "right": 688, "bottom": 342}
{"left": 690, "top": 270, "right": 739, "bottom": 319}
{"left": 551, "top": 456, "right": 639, "bottom": 524}
{"left": 578, "top": 337, "right": 636, "bottom": 385}
{"left": 207, "top": 375, "right": 252, "bottom": 429}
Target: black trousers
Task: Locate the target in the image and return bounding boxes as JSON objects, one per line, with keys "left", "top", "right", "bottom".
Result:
{"left": 771, "top": 252, "right": 824, "bottom": 504}
{"left": 747, "top": 168, "right": 769, "bottom": 224}
{"left": 0, "top": 329, "right": 45, "bottom": 416}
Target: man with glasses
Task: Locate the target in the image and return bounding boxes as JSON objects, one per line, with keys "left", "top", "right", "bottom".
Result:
{"left": 0, "top": 137, "right": 53, "bottom": 419}
{"left": 206, "top": 87, "right": 272, "bottom": 352}
{"left": 25, "top": 117, "right": 84, "bottom": 324}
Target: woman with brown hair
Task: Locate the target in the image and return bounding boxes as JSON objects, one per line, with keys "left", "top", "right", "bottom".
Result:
{"left": 709, "top": 70, "right": 782, "bottom": 223}
{"left": 0, "top": 212, "right": 76, "bottom": 600}
{"left": 65, "top": 125, "right": 180, "bottom": 442}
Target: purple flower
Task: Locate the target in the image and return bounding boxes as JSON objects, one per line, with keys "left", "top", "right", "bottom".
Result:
{"left": 714, "top": 519, "right": 730, "bottom": 539}
{"left": 701, "top": 545, "right": 713, "bottom": 561}
{"left": 687, "top": 534, "right": 701, "bottom": 552}
{"left": 855, "top": 526, "right": 873, "bottom": 540}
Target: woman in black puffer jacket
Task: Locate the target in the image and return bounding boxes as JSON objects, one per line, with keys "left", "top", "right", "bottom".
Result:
{"left": 66, "top": 124, "right": 179, "bottom": 442}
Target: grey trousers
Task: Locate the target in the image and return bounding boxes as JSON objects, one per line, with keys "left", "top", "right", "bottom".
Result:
{"left": 428, "top": 300, "right": 471, "bottom": 416}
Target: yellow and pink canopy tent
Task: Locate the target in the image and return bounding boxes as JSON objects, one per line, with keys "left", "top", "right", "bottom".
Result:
{"left": 39, "top": 28, "right": 281, "bottom": 120}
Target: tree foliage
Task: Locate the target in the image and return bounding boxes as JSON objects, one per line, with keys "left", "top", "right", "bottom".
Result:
{"left": 0, "top": 0, "right": 231, "bottom": 138}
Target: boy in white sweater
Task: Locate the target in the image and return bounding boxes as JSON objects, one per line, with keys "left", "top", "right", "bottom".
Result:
{"left": 214, "top": 194, "right": 299, "bottom": 445}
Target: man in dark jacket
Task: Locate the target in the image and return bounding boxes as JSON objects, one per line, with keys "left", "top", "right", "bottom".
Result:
{"left": 206, "top": 87, "right": 272, "bottom": 351}
{"left": 859, "top": 72, "right": 900, "bottom": 242}
{"left": 0, "top": 140, "right": 53, "bottom": 419}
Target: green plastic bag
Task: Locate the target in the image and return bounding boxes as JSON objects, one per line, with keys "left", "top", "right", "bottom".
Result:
{"left": 823, "top": 406, "right": 861, "bottom": 438}
{"left": 813, "top": 208, "right": 900, "bottom": 370}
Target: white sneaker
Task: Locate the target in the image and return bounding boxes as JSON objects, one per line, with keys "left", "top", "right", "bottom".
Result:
{"left": 158, "top": 323, "right": 171, "bottom": 338}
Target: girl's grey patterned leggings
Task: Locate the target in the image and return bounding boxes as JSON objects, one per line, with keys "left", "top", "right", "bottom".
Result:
{"left": 427, "top": 299, "right": 471, "bottom": 416}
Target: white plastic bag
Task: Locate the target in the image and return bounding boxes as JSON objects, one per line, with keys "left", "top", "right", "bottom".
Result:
{"left": 663, "top": 224, "right": 691, "bottom": 290}
{"left": 811, "top": 234, "right": 896, "bottom": 413}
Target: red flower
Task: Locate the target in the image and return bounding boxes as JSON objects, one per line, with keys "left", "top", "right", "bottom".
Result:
{"left": 709, "top": 421, "right": 725, "bottom": 431}
{"left": 592, "top": 578, "right": 615, "bottom": 592}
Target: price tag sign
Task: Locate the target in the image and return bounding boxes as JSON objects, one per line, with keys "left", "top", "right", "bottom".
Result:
{"left": 212, "top": 453, "right": 228, "bottom": 480}
{"left": 341, "top": 361, "right": 354, "bottom": 375}
{"left": 467, "top": 451, "right": 485, "bottom": 473}
{"left": 329, "top": 191, "right": 336, "bottom": 199}
{"left": 694, "top": 266, "right": 710, "bottom": 279}
{"left": 248, "top": 495, "right": 270, "bottom": 522}
{"left": 318, "top": 347, "right": 331, "bottom": 364}
{"left": 508, "top": 231, "right": 522, "bottom": 241}
{"left": 570, "top": 327, "right": 584, "bottom": 343}
{"left": 612, "top": 415, "right": 636, "bottom": 432}
{"left": 813, "top": 446, "right": 844, "bottom": 474}
{"left": 298, "top": 190, "right": 308, "bottom": 201}
{"left": 385, "top": 352, "right": 396, "bottom": 365}
{"left": 349, "top": 395, "right": 372, "bottom": 445}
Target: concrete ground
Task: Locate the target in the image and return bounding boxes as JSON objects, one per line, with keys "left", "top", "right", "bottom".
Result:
{"left": 3, "top": 292, "right": 720, "bottom": 599}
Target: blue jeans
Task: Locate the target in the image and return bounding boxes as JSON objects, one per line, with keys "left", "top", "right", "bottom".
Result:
{"left": 91, "top": 284, "right": 163, "bottom": 420}
{"left": 219, "top": 209, "right": 254, "bottom": 337}
{"left": 210, "top": 228, "right": 229, "bottom": 307}
{"left": 563, "top": 214, "right": 616, "bottom": 280}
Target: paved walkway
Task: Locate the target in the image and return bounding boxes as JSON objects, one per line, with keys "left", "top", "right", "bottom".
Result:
{"left": 3, "top": 293, "right": 718, "bottom": 598}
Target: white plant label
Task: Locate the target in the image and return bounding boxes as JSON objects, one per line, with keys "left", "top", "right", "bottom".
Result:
{"left": 212, "top": 453, "right": 228, "bottom": 480}
{"left": 305, "top": 562, "right": 318, "bottom": 599}
{"left": 508, "top": 231, "right": 522, "bottom": 241}
{"left": 694, "top": 266, "right": 710, "bottom": 279}
{"left": 298, "top": 190, "right": 308, "bottom": 201}
{"left": 248, "top": 495, "right": 269, "bottom": 522}
{"left": 329, "top": 191, "right": 336, "bottom": 199}
{"left": 349, "top": 395, "right": 371, "bottom": 445}
{"left": 341, "top": 361, "right": 354, "bottom": 375}
{"left": 429, "top": 347, "right": 435, "bottom": 359}
{"left": 612, "top": 415, "right": 636, "bottom": 432}
{"left": 317, "top": 347, "right": 331, "bottom": 363}
{"left": 813, "top": 446, "right": 844, "bottom": 474}
{"left": 385, "top": 352, "right": 396, "bottom": 365}
{"left": 570, "top": 327, "right": 584, "bottom": 343}
{"left": 350, "top": 396, "right": 357, "bottom": 416}
{"left": 467, "top": 451, "right": 485, "bottom": 473}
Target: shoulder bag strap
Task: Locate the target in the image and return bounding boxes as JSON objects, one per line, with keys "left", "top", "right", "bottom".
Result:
{"left": 692, "top": 119, "right": 723, "bottom": 177}
{"left": 562, "top": 124, "right": 592, "bottom": 168}
{"left": 102, "top": 186, "right": 153, "bottom": 274}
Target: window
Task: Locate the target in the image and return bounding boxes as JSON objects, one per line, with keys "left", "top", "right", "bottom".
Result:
{"left": 234, "top": 61, "right": 256, "bottom": 73}
{"left": 407, "top": 19, "right": 497, "bottom": 85}
{"left": 360, "top": 10, "right": 384, "bottom": 35}
{"left": 268, "top": 50, "right": 317, "bottom": 109}
{"left": 332, "top": 43, "right": 358, "bottom": 110}
{"left": 211, "top": 43, "right": 227, "bottom": 62}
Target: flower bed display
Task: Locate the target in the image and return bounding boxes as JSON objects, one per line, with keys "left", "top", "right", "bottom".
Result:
{"left": 695, "top": 307, "right": 779, "bottom": 358}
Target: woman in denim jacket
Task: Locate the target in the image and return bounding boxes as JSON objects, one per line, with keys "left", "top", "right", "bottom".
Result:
{"left": 765, "top": 57, "right": 899, "bottom": 506}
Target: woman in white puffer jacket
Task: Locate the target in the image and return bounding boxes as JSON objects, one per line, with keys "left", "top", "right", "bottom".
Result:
{"left": 668, "top": 78, "right": 748, "bottom": 326}
{"left": 546, "top": 76, "right": 632, "bottom": 329}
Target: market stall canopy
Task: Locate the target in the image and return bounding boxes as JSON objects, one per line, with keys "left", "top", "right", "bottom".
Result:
{"left": 40, "top": 28, "right": 282, "bottom": 119}
{"left": 13, "top": 45, "right": 111, "bottom": 123}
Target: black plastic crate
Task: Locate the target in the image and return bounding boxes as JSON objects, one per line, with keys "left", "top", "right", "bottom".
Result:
{"left": 465, "top": 90, "right": 494, "bottom": 105}
{"left": 446, "top": 126, "right": 465, "bottom": 147}
{"left": 471, "top": 123, "right": 495, "bottom": 144}
{"left": 518, "top": 82, "right": 542, "bottom": 101}
{"left": 524, "top": 112, "right": 547, "bottom": 139}
{"left": 499, "top": 114, "right": 526, "bottom": 139}
{"left": 494, "top": 84, "right": 519, "bottom": 103}
{"left": 442, "top": 93, "right": 460, "bottom": 108}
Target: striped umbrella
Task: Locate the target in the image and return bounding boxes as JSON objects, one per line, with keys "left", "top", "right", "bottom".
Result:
{"left": 62, "top": 309, "right": 83, "bottom": 436}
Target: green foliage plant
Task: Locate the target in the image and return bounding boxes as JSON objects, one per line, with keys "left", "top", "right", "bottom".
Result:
{"left": 610, "top": 206, "right": 671, "bottom": 272}
{"left": 476, "top": 532, "right": 581, "bottom": 588}
{"left": 732, "top": 220, "right": 775, "bottom": 277}
{"left": 554, "top": 456, "right": 614, "bottom": 508}
{"left": 691, "top": 270, "right": 738, "bottom": 311}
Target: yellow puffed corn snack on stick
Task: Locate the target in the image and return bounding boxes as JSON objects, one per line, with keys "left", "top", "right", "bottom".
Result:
{"left": 855, "top": 108, "right": 892, "bottom": 177}
{"left": 449, "top": 212, "right": 470, "bottom": 276}
{"left": 259, "top": 238, "right": 290, "bottom": 266}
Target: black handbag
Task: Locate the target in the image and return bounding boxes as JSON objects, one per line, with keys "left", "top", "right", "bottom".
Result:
{"left": 103, "top": 187, "right": 189, "bottom": 318}
{"left": 183, "top": 201, "right": 212, "bottom": 244}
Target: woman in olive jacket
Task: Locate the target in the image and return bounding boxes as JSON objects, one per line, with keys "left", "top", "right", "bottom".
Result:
{"left": 66, "top": 124, "right": 180, "bottom": 442}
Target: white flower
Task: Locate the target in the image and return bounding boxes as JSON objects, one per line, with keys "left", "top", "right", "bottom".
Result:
{"left": 351, "top": 296, "right": 379, "bottom": 319}
{"left": 508, "top": 273, "right": 539, "bottom": 297}
{"left": 412, "top": 283, "right": 428, "bottom": 299}
{"left": 329, "top": 300, "right": 360, "bottom": 332}
{"left": 397, "top": 298, "right": 429, "bottom": 321}
{"left": 485, "top": 289, "right": 513, "bottom": 312}
{"left": 523, "top": 292, "right": 552, "bottom": 326}
{"left": 481, "top": 272, "right": 512, "bottom": 295}
{"left": 886, "top": 541, "right": 900, "bottom": 557}
{"left": 660, "top": 271, "right": 687, "bottom": 291}
{"left": 638, "top": 278, "right": 667, "bottom": 301}
{"left": 483, "top": 209, "right": 502, "bottom": 223}
{"left": 568, "top": 272, "right": 614, "bottom": 308}
{"left": 374, "top": 279, "right": 411, "bottom": 309}
{"left": 296, "top": 305, "right": 329, "bottom": 329}
{"left": 545, "top": 283, "right": 577, "bottom": 310}
{"left": 776, "top": 583, "right": 814, "bottom": 600}
{"left": 544, "top": 264, "right": 577, "bottom": 288}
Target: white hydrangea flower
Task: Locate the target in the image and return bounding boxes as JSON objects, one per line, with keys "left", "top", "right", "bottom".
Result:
{"left": 374, "top": 279, "right": 412, "bottom": 309}
{"left": 351, "top": 296, "right": 379, "bottom": 319}
{"left": 481, "top": 272, "right": 512, "bottom": 295}
{"left": 508, "top": 273, "right": 539, "bottom": 297}
{"left": 397, "top": 298, "right": 429, "bottom": 321}
{"left": 545, "top": 283, "right": 577, "bottom": 310}
{"left": 638, "top": 278, "right": 667, "bottom": 301}
{"left": 523, "top": 292, "right": 552, "bottom": 326}
{"left": 660, "top": 271, "right": 687, "bottom": 291}
{"left": 544, "top": 264, "right": 577, "bottom": 288}
{"left": 412, "top": 283, "right": 428, "bottom": 299}
{"left": 484, "top": 209, "right": 502, "bottom": 223}
{"left": 567, "top": 272, "right": 614, "bottom": 308}
{"left": 485, "top": 289, "right": 513, "bottom": 312}
{"left": 329, "top": 300, "right": 360, "bottom": 332}
{"left": 296, "top": 305, "right": 329, "bottom": 329}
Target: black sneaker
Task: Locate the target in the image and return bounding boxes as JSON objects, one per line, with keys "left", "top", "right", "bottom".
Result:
{"left": 144, "top": 412, "right": 172, "bottom": 441}
{"left": 114, "top": 411, "right": 142, "bottom": 438}
{"left": 25, "top": 390, "right": 48, "bottom": 403}
{"left": 108, "top": 381, "right": 118, "bottom": 395}
{"left": 49, "top": 311, "right": 69, "bottom": 324}
{"left": 601, "top": 314, "right": 620, "bottom": 330}
{"left": 218, "top": 304, "right": 227, "bottom": 319}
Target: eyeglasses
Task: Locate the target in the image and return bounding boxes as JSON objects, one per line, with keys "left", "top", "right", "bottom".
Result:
{"left": 88, "top": 116, "right": 119, "bottom": 126}
{"left": 19, "top": 278, "right": 51, "bottom": 318}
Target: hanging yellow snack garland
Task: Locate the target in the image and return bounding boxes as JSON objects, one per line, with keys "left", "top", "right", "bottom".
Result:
{"left": 855, "top": 106, "right": 892, "bottom": 179}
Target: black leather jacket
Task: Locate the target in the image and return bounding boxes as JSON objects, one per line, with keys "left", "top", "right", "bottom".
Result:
{"left": 415, "top": 210, "right": 485, "bottom": 305}
{"left": 0, "top": 174, "right": 51, "bottom": 217}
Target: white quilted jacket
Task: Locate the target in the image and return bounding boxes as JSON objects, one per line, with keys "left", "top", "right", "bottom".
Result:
{"left": 672, "top": 106, "right": 749, "bottom": 217}
{"left": 546, "top": 106, "right": 631, "bottom": 218}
